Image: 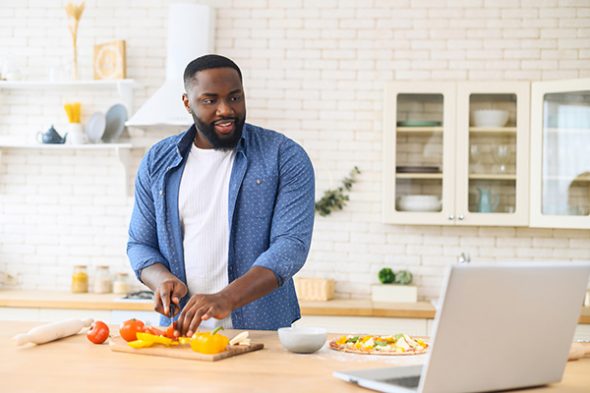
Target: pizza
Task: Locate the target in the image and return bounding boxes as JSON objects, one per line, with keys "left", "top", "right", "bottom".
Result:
{"left": 329, "top": 333, "right": 429, "bottom": 355}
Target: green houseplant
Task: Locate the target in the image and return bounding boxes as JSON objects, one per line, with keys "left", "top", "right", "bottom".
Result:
{"left": 315, "top": 167, "right": 360, "bottom": 216}
{"left": 372, "top": 267, "right": 417, "bottom": 303}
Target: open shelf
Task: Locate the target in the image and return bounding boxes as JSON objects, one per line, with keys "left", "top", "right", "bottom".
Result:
{"left": 469, "top": 173, "right": 517, "bottom": 180}
{"left": 0, "top": 142, "right": 143, "bottom": 197}
{"left": 469, "top": 127, "right": 517, "bottom": 134}
{"left": 0, "top": 142, "right": 134, "bottom": 149}
{"left": 396, "top": 127, "right": 443, "bottom": 133}
{"left": 396, "top": 173, "right": 443, "bottom": 179}
{"left": 0, "top": 79, "right": 135, "bottom": 90}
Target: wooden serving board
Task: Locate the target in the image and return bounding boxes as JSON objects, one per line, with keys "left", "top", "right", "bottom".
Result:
{"left": 109, "top": 337, "right": 264, "bottom": 362}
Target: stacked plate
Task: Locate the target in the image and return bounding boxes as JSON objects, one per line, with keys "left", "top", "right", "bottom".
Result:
{"left": 84, "top": 112, "right": 106, "bottom": 143}
{"left": 102, "top": 104, "right": 128, "bottom": 143}
{"left": 84, "top": 104, "right": 128, "bottom": 143}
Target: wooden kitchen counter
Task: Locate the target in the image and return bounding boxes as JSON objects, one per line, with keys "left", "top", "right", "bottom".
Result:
{"left": 0, "top": 290, "right": 589, "bottom": 325}
{"left": 0, "top": 290, "right": 437, "bottom": 318}
{"left": 1, "top": 290, "right": 589, "bottom": 323}
{"left": 1, "top": 320, "right": 589, "bottom": 393}
{"left": 0, "top": 290, "right": 152, "bottom": 311}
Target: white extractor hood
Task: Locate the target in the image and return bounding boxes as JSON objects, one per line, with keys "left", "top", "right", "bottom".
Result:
{"left": 126, "top": 3, "right": 215, "bottom": 127}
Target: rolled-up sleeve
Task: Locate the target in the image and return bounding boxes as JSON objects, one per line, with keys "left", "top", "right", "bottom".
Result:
{"left": 252, "top": 140, "right": 315, "bottom": 286}
{"left": 127, "top": 152, "right": 168, "bottom": 281}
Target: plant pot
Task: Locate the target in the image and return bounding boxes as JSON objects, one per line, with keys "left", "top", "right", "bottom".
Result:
{"left": 371, "top": 284, "right": 417, "bottom": 303}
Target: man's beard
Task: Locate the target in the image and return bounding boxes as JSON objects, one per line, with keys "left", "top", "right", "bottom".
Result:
{"left": 194, "top": 115, "right": 245, "bottom": 151}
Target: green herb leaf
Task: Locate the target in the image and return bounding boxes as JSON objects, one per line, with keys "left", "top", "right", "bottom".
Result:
{"left": 315, "top": 167, "right": 360, "bottom": 216}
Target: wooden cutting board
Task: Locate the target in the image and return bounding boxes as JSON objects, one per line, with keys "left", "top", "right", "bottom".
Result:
{"left": 109, "top": 337, "right": 264, "bottom": 362}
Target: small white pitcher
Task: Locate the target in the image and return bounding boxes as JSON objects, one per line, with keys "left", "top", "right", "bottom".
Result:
{"left": 65, "top": 123, "right": 87, "bottom": 145}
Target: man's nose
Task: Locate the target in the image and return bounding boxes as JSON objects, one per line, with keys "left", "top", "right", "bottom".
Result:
{"left": 216, "top": 99, "right": 234, "bottom": 116}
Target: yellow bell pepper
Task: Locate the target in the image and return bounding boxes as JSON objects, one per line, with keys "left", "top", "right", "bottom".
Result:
{"left": 136, "top": 332, "right": 174, "bottom": 346}
{"left": 127, "top": 339, "right": 154, "bottom": 349}
{"left": 178, "top": 336, "right": 193, "bottom": 345}
{"left": 190, "top": 327, "right": 229, "bottom": 354}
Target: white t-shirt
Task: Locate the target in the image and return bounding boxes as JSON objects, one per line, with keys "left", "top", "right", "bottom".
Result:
{"left": 178, "top": 144, "right": 236, "bottom": 329}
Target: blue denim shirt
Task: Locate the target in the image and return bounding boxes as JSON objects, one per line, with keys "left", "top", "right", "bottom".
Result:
{"left": 127, "top": 123, "right": 315, "bottom": 330}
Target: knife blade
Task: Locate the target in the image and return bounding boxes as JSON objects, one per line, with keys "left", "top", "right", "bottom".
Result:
{"left": 169, "top": 302, "right": 175, "bottom": 319}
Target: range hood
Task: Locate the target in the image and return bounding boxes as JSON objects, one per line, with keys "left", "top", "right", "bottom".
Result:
{"left": 126, "top": 3, "right": 214, "bottom": 127}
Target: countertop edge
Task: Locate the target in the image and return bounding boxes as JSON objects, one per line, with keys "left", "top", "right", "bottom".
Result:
{"left": 1, "top": 290, "right": 588, "bottom": 323}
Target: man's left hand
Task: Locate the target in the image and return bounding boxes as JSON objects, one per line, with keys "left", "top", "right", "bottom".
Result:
{"left": 175, "top": 292, "right": 234, "bottom": 337}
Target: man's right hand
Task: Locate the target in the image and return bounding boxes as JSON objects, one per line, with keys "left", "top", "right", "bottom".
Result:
{"left": 140, "top": 263, "right": 188, "bottom": 318}
{"left": 154, "top": 277, "right": 187, "bottom": 318}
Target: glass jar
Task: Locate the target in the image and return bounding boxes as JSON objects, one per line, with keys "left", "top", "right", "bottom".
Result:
{"left": 113, "top": 272, "right": 130, "bottom": 295}
{"left": 71, "top": 265, "right": 88, "bottom": 293}
{"left": 93, "top": 265, "right": 112, "bottom": 294}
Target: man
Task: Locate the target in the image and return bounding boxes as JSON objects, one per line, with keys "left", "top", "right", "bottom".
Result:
{"left": 127, "top": 54, "right": 315, "bottom": 336}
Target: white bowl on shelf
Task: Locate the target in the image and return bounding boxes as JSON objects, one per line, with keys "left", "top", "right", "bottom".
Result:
{"left": 472, "top": 109, "right": 509, "bottom": 127}
{"left": 397, "top": 195, "right": 442, "bottom": 212}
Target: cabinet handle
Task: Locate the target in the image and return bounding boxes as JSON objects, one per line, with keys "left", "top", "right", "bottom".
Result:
{"left": 448, "top": 215, "right": 455, "bottom": 221}
{"left": 458, "top": 214, "right": 465, "bottom": 221}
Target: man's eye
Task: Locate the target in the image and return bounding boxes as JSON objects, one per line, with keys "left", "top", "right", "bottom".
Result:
{"left": 230, "top": 95, "right": 242, "bottom": 102}
{"left": 202, "top": 98, "right": 215, "bottom": 105}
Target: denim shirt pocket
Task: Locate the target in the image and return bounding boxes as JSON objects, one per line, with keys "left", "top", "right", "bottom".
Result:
{"left": 239, "top": 174, "right": 279, "bottom": 220}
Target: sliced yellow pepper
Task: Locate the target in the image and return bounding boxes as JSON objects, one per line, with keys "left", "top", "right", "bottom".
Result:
{"left": 136, "top": 332, "right": 174, "bottom": 346}
{"left": 127, "top": 339, "right": 154, "bottom": 349}
{"left": 178, "top": 336, "right": 193, "bottom": 345}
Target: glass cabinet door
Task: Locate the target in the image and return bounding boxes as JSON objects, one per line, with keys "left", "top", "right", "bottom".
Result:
{"left": 456, "top": 82, "right": 530, "bottom": 226}
{"left": 531, "top": 79, "right": 590, "bottom": 229}
{"left": 383, "top": 82, "right": 455, "bottom": 225}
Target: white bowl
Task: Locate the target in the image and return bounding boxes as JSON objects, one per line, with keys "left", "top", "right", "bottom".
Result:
{"left": 397, "top": 195, "right": 441, "bottom": 212}
{"left": 472, "top": 109, "right": 509, "bottom": 127}
{"left": 278, "top": 327, "right": 327, "bottom": 354}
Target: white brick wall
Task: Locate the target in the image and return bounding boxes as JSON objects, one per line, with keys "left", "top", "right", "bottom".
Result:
{"left": 0, "top": 0, "right": 589, "bottom": 299}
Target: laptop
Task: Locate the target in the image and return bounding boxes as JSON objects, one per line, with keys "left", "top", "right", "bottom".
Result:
{"left": 334, "top": 262, "right": 590, "bottom": 393}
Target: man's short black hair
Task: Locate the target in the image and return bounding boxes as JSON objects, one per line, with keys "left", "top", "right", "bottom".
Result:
{"left": 183, "top": 54, "right": 242, "bottom": 90}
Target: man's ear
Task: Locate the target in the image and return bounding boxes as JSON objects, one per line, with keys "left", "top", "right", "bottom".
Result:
{"left": 182, "top": 93, "right": 191, "bottom": 113}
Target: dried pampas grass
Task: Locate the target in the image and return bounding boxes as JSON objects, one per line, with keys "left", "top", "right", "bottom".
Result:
{"left": 65, "top": 1, "right": 85, "bottom": 80}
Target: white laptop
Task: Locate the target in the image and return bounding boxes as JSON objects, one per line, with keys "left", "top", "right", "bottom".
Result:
{"left": 334, "top": 262, "right": 590, "bottom": 393}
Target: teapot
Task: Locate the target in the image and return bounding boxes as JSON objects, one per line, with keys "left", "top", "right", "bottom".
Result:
{"left": 477, "top": 187, "right": 500, "bottom": 213}
{"left": 36, "top": 125, "right": 67, "bottom": 144}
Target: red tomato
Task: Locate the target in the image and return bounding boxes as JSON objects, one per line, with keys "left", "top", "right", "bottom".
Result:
{"left": 119, "top": 319, "right": 145, "bottom": 342}
{"left": 143, "top": 326, "right": 165, "bottom": 336}
{"left": 164, "top": 322, "right": 177, "bottom": 339}
{"left": 87, "top": 321, "right": 110, "bottom": 344}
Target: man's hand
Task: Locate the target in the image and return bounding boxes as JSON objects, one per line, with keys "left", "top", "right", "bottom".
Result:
{"left": 176, "top": 292, "right": 233, "bottom": 337}
{"left": 139, "top": 263, "right": 188, "bottom": 318}
{"left": 154, "top": 277, "right": 188, "bottom": 318}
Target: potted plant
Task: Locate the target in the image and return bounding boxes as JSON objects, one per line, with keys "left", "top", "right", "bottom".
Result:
{"left": 371, "top": 267, "right": 417, "bottom": 303}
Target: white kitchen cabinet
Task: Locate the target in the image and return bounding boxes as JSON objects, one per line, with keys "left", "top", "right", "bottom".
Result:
{"left": 383, "top": 81, "right": 530, "bottom": 226}
{"left": 530, "top": 79, "right": 590, "bottom": 229}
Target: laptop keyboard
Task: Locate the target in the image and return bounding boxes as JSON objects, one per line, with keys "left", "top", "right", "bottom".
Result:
{"left": 382, "top": 375, "right": 421, "bottom": 388}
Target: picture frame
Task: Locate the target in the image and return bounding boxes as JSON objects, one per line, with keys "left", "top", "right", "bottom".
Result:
{"left": 93, "top": 40, "right": 126, "bottom": 80}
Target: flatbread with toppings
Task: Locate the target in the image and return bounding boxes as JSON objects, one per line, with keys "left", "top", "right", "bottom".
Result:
{"left": 329, "top": 333, "right": 429, "bottom": 356}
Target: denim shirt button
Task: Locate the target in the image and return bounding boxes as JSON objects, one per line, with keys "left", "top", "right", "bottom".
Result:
{"left": 159, "top": 190, "right": 164, "bottom": 196}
